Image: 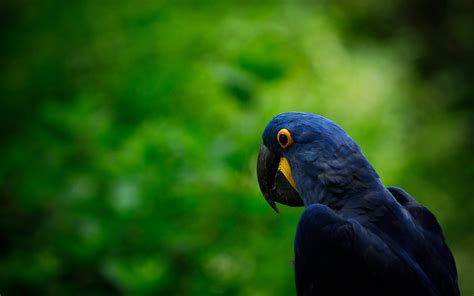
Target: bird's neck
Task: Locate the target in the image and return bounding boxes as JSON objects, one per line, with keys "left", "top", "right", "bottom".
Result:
{"left": 312, "top": 178, "right": 386, "bottom": 211}
{"left": 295, "top": 145, "right": 385, "bottom": 210}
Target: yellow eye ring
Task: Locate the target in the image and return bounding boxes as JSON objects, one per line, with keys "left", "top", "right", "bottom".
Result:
{"left": 277, "top": 129, "right": 293, "bottom": 149}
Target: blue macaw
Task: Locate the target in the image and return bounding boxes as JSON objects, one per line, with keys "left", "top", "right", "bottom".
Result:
{"left": 256, "top": 112, "right": 459, "bottom": 296}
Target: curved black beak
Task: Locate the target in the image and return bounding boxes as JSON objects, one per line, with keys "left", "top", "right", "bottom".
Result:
{"left": 256, "top": 144, "right": 304, "bottom": 213}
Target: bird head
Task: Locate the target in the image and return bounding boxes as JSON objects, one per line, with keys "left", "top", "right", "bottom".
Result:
{"left": 257, "top": 112, "right": 378, "bottom": 212}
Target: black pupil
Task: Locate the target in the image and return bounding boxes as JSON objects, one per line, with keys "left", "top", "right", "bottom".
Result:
{"left": 279, "top": 134, "right": 288, "bottom": 146}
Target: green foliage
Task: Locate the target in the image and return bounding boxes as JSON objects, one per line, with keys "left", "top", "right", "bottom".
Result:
{"left": 1, "top": 1, "right": 473, "bottom": 295}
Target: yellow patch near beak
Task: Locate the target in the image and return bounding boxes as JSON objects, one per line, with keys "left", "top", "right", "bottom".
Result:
{"left": 278, "top": 157, "right": 298, "bottom": 191}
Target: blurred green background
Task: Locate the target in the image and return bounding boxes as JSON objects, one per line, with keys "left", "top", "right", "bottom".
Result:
{"left": 1, "top": 1, "right": 473, "bottom": 295}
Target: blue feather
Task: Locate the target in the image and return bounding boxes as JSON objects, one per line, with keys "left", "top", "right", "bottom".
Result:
{"left": 262, "top": 112, "right": 459, "bottom": 296}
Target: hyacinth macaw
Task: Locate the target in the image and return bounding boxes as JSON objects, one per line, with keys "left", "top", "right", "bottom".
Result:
{"left": 256, "top": 112, "right": 459, "bottom": 296}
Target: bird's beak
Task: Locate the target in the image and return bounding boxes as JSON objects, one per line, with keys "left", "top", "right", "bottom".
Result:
{"left": 256, "top": 144, "right": 304, "bottom": 213}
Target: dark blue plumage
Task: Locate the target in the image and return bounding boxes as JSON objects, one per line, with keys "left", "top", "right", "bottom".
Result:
{"left": 258, "top": 112, "right": 459, "bottom": 296}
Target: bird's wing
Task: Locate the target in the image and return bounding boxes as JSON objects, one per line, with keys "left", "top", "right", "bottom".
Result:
{"left": 387, "top": 186, "right": 459, "bottom": 296}
{"left": 294, "top": 203, "right": 439, "bottom": 296}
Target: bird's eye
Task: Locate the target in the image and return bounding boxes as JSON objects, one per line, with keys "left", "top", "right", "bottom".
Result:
{"left": 277, "top": 129, "right": 293, "bottom": 149}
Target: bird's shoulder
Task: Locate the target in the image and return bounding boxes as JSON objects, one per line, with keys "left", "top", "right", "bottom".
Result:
{"left": 387, "top": 186, "right": 443, "bottom": 234}
{"left": 294, "top": 203, "right": 438, "bottom": 296}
